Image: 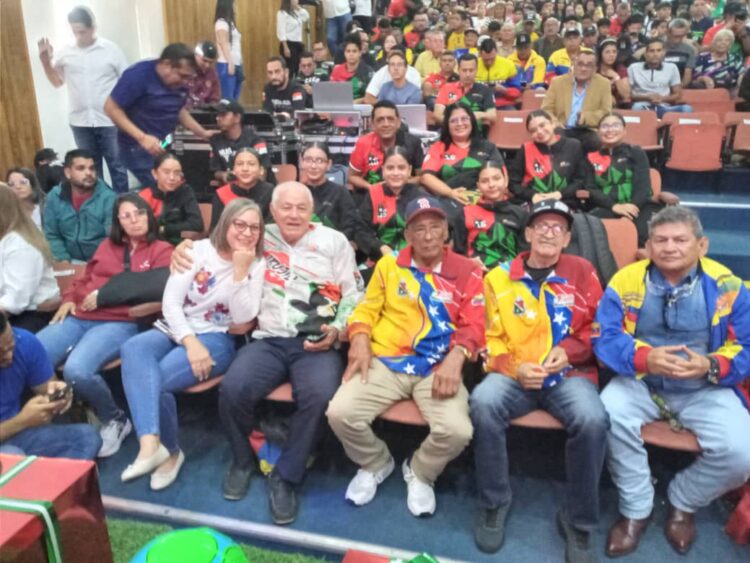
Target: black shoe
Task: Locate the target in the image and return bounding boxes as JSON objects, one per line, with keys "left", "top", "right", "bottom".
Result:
{"left": 557, "top": 511, "right": 596, "bottom": 563}
{"left": 222, "top": 463, "right": 253, "bottom": 501}
{"left": 474, "top": 502, "right": 511, "bottom": 554}
{"left": 268, "top": 470, "right": 297, "bottom": 525}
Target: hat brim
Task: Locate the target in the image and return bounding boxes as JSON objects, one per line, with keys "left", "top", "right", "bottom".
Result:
{"left": 406, "top": 207, "right": 448, "bottom": 225}
{"left": 526, "top": 208, "right": 573, "bottom": 229}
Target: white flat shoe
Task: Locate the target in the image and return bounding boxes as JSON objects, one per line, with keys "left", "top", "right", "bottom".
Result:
{"left": 121, "top": 444, "right": 170, "bottom": 482}
{"left": 150, "top": 450, "right": 185, "bottom": 491}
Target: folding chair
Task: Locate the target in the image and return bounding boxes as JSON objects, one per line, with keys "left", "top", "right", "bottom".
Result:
{"left": 725, "top": 112, "right": 750, "bottom": 154}
{"left": 617, "top": 109, "right": 662, "bottom": 152}
{"left": 602, "top": 218, "right": 639, "bottom": 269}
{"left": 680, "top": 89, "right": 735, "bottom": 116}
{"left": 273, "top": 164, "right": 297, "bottom": 183}
{"left": 487, "top": 110, "right": 531, "bottom": 152}
{"left": 520, "top": 88, "right": 546, "bottom": 110}
{"left": 661, "top": 111, "right": 720, "bottom": 126}
{"left": 665, "top": 123, "right": 725, "bottom": 172}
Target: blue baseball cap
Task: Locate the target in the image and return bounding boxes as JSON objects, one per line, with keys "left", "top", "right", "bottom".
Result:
{"left": 405, "top": 196, "right": 448, "bottom": 225}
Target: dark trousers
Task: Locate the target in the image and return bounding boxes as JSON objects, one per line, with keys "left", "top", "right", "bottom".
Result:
{"left": 280, "top": 40, "right": 304, "bottom": 77}
{"left": 218, "top": 337, "right": 343, "bottom": 484}
{"left": 8, "top": 310, "right": 52, "bottom": 334}
{"left": 560, "top": 127, "right": 601, "bottom": 153}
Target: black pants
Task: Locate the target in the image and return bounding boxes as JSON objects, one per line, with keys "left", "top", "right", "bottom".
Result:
{"left": 280, "top": 40, "right": 304, "bottom": 77}
{"left": 9, "top": 310, "right": 52, "bottom": 334}
{"left": 561, "top": 127, "right": 601, "bottom": 153}
{"left": 353, "top": 15, "right": 373, "bottom": 33}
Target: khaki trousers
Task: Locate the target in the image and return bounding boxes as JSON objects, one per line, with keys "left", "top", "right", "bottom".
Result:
{"left": 326, "top": 358, "right": 473, "bottom": 484}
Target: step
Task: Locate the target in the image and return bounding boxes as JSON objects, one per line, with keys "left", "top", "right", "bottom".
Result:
{"left": 682, "top": 198, "right": 750, "bottom": 232}
{"left": 703, "top": 229, "right": 750, "bottom": 279}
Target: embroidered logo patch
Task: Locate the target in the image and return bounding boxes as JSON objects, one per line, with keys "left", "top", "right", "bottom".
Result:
{"left": 513, "top": 296, "right": 526, "bottom": 316}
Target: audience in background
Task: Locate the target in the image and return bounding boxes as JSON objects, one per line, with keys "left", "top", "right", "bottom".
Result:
{"left": 6, "top": 168, "right": 45, "bottom": 229}
{"left": 434, "top": 53, "right": 497, "bottom": 125}
{"left": 691, "top": 29, "right": 745, "bottom": 91}
{"left": 277, "top": 0, "right": 310, "bottom": 77}
{"left": 629, "top": 38, "right": 693, "bottom": 118}
{"left": 477, "top": 38, "right": 523, "bottom": 110}
{"left": 664, "top": 18, "right": 697, "bottom": 87}
{"left": 597, "top": 38, "right": 631, "bottom": 106}
{"left": 34, "top": 148, "right": 65, "bottom": 194}
{"left": 214, "top": 0, "right": 245, "bottom": 100}
{"left": 262, "top": 56, "right": 308, "bottom": 120}
{"left": 330, "top": 33, "right": 375, "bottom": 103}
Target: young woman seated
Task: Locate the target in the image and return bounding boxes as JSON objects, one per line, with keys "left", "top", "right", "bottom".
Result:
{"left": 6, "top": 168, "right": 45, "bottom": 229}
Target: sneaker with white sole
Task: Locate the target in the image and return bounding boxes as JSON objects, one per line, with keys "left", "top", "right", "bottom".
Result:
{"left": 345, "top": 456, "right": 395, "bottom": 506}
{"left": 402, "top": 458, "right": 435, "bottom": 517}
{"left": 98, "top": 418, "right": 132, "bottom": 458}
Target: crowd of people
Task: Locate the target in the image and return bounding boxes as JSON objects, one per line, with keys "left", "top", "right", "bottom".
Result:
{"left": 2, "top": 1, "right": 750, "bottom": 561}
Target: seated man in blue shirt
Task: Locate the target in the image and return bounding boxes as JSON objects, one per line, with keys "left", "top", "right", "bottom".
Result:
{"left": 377, "top": 50, "right": 422, "bottom": 105}
{"left": 104, "top": 43, "right": 215, "bottom": 188}
{"left": 594, "top": 206, "right": 750, "bottom": 557}
{"left": 0, "top": 312, "right": 101, "bottom": 459}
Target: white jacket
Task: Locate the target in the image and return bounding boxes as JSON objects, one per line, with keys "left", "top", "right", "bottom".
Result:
{"left": 0, "top": 232, "right": 59, "bottom": 314}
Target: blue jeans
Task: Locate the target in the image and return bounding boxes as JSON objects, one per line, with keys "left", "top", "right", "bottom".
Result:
{"left": 216, "top": 63, "right": 245, "bottom": 100}
{"left": 70, "top": 125, "right": 129, "bottom": 193}
{"left": 631, "top": 101, "right": 694, "bottom": 119}
{"left": 121, "top": 329, "right": 237, "bottom": 452}
{"left": 0, "top": 423, "right": 101, "bottom": 460}
{"left": 219, "top": 337, "right": 343, "bottom": 484}
{"left": 119, "top": 143, "right": 156, "bottom": 189}
{"left": 602, "top": 375, "right": 750, "bottom": 519}
{"left": 470, "top": 373, "right": 609, "bottom": 531}
{"left": 36, "top": 317, "right": 138, "bottom": 424}
{"left": 326, "top": 13, "right": 353, "bottom": 52}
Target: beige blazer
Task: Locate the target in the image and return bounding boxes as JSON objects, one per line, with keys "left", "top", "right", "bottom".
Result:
{"left": 542, "top": 73, "right": 613, "bottom": 130}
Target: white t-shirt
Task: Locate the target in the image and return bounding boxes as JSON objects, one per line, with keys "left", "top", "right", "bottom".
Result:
{"left": 277, "top": 8, "right": 310, "bottom": 43}
{"left": 366, "top": 64, "right": 422, "bottom": 97}
{"left": 322, "top": 0, "right": 351, "bottom": 19}
{"left": 215, "top": 18, "right": 243, "bottom": 65}
{"left": 353, "top": 0, "right": 372, "bottom": 17}
{"left": 0, "top": 232, "right": 59, "bottom": 315}
{"left": 54, "top": 37, "right": 127, "bottom": 127}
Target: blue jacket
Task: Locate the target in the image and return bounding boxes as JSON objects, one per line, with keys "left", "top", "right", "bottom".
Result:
{"left": 43, "top": 179, "right": 116, "bottom": 262}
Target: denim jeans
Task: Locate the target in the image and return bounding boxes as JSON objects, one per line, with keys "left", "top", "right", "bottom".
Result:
{"left": 602, "top": 375, "right": 750, "bottom": 519}
{"left": 631, "top": 101, "right": 694, "bottom": 119}
{"left": 36, "top": 317, "right": 138, "bottom": 424}
{"left": 470, "top": 373, "right": 609, "bottom": 531}
{"left": 326, "top": 13, "right": 353, "bottom": 52}
{"left": 120, "top": 329, "right": 237, "bottom": 453}
{"left": 216, "top": 63, "right": 245, "bottom": 100}
{"left": 0, "top": 423, "right": 101, "bottom": 460}
{"left": 119, "top": 143, "right": 157, "bottom": 189}
{"left": 70, "top": 125, "right": 129, "bottom": 193}
{"left": 219, "top": 337, "right": 343, "bottom": 484}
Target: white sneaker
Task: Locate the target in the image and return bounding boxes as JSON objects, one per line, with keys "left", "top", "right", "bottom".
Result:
{"left": 98, "top": 418, "right": 132, "bottom": 458}
{"left": 402, "top": 458, "right": 435, "bottom": 517}
{"left": 345, "top": 456, "right": 395, "bottom": 506}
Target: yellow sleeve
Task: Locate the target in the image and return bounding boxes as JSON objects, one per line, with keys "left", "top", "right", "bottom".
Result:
{"left": 532, "top": 55, "right": 546, "bottom": 85}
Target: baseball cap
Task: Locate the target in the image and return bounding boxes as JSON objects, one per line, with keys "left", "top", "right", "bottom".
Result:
{"left": 405, "top": 196, "right": 448, "bottom": 225}
{"left": 725, "top": 3, "right": 748, "bottom": 18}
{"left": 195, "top": 40, "right": 218, "bottom": 60}
{"left": 583, "top": 26, "right": 598, "bottom": 36}
{"left": 524, "top": 13, "right": 536, "bottom": 22}
{"left": 516, "top": 33, "right": 532, "bottom": 47}
{"left": 215, "top": 99, "right": 244, "bottom": 115}
{"left": 526, "top": 200, "right": 574, "bottom": 229}
{"left": 564, "top": 26, "right": 582, "bottom": 37}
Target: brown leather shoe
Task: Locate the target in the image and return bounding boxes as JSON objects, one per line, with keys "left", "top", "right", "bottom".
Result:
{"left": 664, "top": 504, "right": 696, "bottom": 555}
{"left": 606, "top": 514, "right": 651, "bottom": 558}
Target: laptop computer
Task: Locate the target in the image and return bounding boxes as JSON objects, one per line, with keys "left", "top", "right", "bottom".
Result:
{"left": 397, "top": 104, "right": 427, "bottom": 132}
{"left": 313, "top": 82, "right": 354, "bottom": 110}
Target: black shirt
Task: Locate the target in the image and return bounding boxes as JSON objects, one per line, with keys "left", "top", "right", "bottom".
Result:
{"left": 262, "top": 80, "right": 308, "bottom": 115}
{"left": 209, "top": 181, "right": 275, "bottom": 230}
{"left": 209, "top": 126, "right": 273, "bottom": 176}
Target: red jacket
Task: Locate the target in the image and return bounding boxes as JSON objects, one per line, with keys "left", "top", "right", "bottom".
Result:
{"left": 65, "top": 238, "right": 173, "bottom": 322}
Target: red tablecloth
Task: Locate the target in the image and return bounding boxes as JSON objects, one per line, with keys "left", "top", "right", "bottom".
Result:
{"left": 0, "top": 454, "right": 112, "bottom": 562}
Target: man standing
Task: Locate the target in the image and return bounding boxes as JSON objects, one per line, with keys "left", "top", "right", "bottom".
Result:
{"left": 471, "top": 201, "right": 607, "bottom": 562}
{"left": 217, "top": 182, "right": 364, "bottom": 525}
{"left": 534, "top": 17, "right": 564, "bottom": 61}
{"left": 43, "top": 149, "right": 116, "bottom": 263}
{"left": 104, "top": 43, "right": 216, "bottom": 188}
{"left": 38, "top": 6, "right": 129, "bottom": 193}
{"left": 184, "top": 41, "right": 221, "bottom": 110}
{"left": 476, "top": 38, "right": 522, "bottom": 110}
{"left": 327, "top": 196, "right": 483, "bottom": 517}
{"left": 542, "top": 51, "right": 612, "bottom": 152}
{"left": 262, "top": 57, "right": 308, "bottom": 121}
{"left": 0, "top": 313, "right": 101, "bottom": 459}
{"left": 434, "top": 54, "right": 497, "bottom": 126}
{"left": 594, "top": 206, "right": 750, "bottom": 556}
{"left": 629, "top": 38, "right": 693, "bottom": 118}
{"left": 322, "top": 0, "right": 353, "bottom": 53}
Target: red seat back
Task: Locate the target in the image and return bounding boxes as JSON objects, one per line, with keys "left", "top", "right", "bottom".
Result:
{"left": 666, "top": 123, "right": 725, "bottom": 172}
{"left": 725, "top": 112, "right": 750, "bottom": 153}
{"left": 602, "top": 218, "right": 638, "bottom": 269}
{"left": 662, "top": 111, "right": 720, "bottom": 126}
{"left": 488, "top": 110, "right": 531, "bottom": 151}
{"left": 680, "top": 89, "right": 734, "bottom": 116}
{"left": 520, "top": 89, "right": 546, "bottom": 110}
{"left": 618, "top": 110, "right": 660, "bottom": 149}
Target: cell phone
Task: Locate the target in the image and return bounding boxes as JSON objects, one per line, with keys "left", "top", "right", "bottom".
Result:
{"left": 160, "top": 133, "right": 174, "bottom": 149}
{"left": 306, "top": 333, "right": 327, "bottom": 343}
{"left": 48, "top": 384, "right": 70, "bottom": 402}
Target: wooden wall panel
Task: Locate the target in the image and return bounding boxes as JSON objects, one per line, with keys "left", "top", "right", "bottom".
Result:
{"left": 0, "top": 0, "right": 43, "bottom": 173}
{"left": 162, "top": 0, "right": 319, "bottom": 108}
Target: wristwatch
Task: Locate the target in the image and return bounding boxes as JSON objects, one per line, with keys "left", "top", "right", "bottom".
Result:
{"left": 706, "top": 355, "right": 721, "bottom": 384}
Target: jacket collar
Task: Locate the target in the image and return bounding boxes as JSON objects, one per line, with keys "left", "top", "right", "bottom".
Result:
{"left": 396, "top": 245, "right": 461, "bottom": 280}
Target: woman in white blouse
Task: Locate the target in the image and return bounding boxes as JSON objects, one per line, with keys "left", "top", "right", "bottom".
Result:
{"left": 214, "top": 0, "right": 244, "bottom": 100}
{"left": 0, "top": 183, "right": 59, "bottom": 333}
{"left": 6, "top": 168, "right": 44, "bottom": 229}
{"left": 120, "top": 199, "right": 266, "bottom": 490}
{"left": 277, "top": 0, "right": 310, "bottom": 76}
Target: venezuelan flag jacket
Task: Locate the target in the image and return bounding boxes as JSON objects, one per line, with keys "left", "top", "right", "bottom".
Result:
{"left": 593, "top": 258, "right": 750, "bottom": 408}
{"left": 348, "top": 246, "right": 485, "bottom": 376}
{"left": 484, "top": 253, "right": 603, "bottom": 385}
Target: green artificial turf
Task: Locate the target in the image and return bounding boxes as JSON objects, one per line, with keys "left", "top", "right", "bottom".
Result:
{"left": 106, "top": 517, "right": 329, "bottom": 563}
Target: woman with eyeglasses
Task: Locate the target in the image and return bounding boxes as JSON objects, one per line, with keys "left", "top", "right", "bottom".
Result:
{"left": 690, "top": 29, "right": 745, "bottom": 91}
{"left": 586, "top": 112, "right": 662, "bottom": 246}
{"left": 119, "top": 199, "right": 264, "bottom": 490}
{"left": 210, "top": 147, "right": 274, "bottom": 231}
{"left": 137, "top": 153, "right": 203, "bottom": 245}
{"left": 6, "top": 168, "right": 45, "bottom": 229}
{"left": 421, "top": 104, "right": 503, "bottom": 208}
{"left": 35, "top": 194, "right": 173, "bottom": 458}
{"left": 453, "top": 160, "right": 528, "bottom": 271}
{"left": 508, "top": 109, "right": 586, "bottom": 209}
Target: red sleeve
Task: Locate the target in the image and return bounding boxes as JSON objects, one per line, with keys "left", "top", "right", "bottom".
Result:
{"left": 421, "top": 142, "right": 445, "bottom": 174}
{"left": 150, "top": 242, "right": 174, "bottom": 269}
{"left": 558, "top": 262, "right": 603, "bottom": 365}
{"left": 330, "top": 64, "right": 346, "bottom": 82}
{"left": 452, "top": 265, "right": 486, "bottom": 355}
{"left": 435, "top": 83, "right": 451, "bottom": 106}
{"left": 505, "top": 87, "right": 521, "bottom": 100}
{"left": 349, "top": 137, "right": 367, "bottom": 172}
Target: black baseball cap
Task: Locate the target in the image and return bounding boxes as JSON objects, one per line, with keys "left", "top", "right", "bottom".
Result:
{"left": 526, "top": 200, "right": 574, "bottom": 229}
{"left": 516, "top": 33, "right": 532, "bottom": 47}
{"left": 564, "top": 27, "right": 582, "bottom": 37}
{"left": 215, "top": 99, "right": 244, "bottom": 115}
{"left": 405, "top": 196, "right": 448, "bottom": 225}
{"left": 196, "top": 40, "right": 218, "bottom": 60}
{"left": 524, "top": 13, "right": 536, "bottom": 22}
{"left": 725, "top": 3, "right": 748, "bottom": 18}
{"left": 583, "top": 26, "right": 598, "bottom": 36}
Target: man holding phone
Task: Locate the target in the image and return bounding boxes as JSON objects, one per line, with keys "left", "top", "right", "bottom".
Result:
{"left": 0, "top": 312, "right": 101, "bottom": 459}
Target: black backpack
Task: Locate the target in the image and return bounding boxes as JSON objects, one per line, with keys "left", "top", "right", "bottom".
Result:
{"left": 565, "top": 213, "right": 618, "bottom": 286}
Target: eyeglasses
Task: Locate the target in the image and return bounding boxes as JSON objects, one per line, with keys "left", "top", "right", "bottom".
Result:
{"left": 301, "top": 156, "right": 328, "bottom": 166}
{"left": 409, "top": 224, "right": 444, "bottom": 238}
{"left": 449, "top": 115, "right": 471, "bottom": 125}
{"left": 600, "top": 122, "right": 624, "bottom": 131}
{"left": 531, "top": 222, "right": 567, "bottom": 236}
{"left": 118, "top": 208, "right": 148, "bottom": 222}
{"left": 7, "top": 179, "right": 30, "bottom": 187}
{"left": 159, "top": 169, "right": 183, "bottom": 179}
{"left": 231, "top": 219, "right": 261, "bottom": 234}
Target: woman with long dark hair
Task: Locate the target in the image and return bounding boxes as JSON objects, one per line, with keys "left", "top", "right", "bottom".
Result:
{"left": 214, "top": 0, "right": 244, "bottom": 100}
{"left": 277, "top": 0, "right": 310, "bottom": 76}
{"left": 6, "top": 167, "right": 45, "bottom": 229}
{"left": 597, "top": 38, "right": 631, "bottom": 107}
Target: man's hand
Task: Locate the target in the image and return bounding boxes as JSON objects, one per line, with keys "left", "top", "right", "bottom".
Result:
{"left": 342, "top": 333, "right": 373, "bottom": 383}
{"left": 38, "top": 38, "right": 54, "bottom": 63}
{"left": 80, "top": 291, "right": 98, "bottom": 312}
{"left": 699, "top": 76, "right": 715, "bottom": 89}
{"left": 303, "top": 324, "right": 339, "bottom": 352}
{"left": 18, "top": 395, "right": 60, "bottom": 429}
{"left": 380, "top": 244, "right": 394, "bottom": 257}
{"left": 645, "top": 345, "right": 688, "bottom": 377}
{"left": 543, "top": 346, "right": 569, "bottom": 374}
{"left": 185, "top": 338, "right": 214, "bottom": 380}
{"left": 170, "top": 239, "right": 195, "bottom": 274}
{"left": 431, "top": 349, "right": 464, "bottom": 399}
{"left": 517, "top": 363, "right": 547, "bottom": 390}
{"left": 232, "top": 248, "right": 256, "bottom": 281}
{"left": 46, "top": 381, "right": 72, "bottom": 414}
{"left": 612, "top": 203, "right": 640, "bottom": 220}
{"left": 51, "top": 302, "right": 75, "bottom": 324}
{"left": 140, "top": 134, "right": 165, "bottom": 157}
{"left": 670, "top": 346, "right": 711, "bottom": 380}
{"left": 648, "top": 93, "right": 663, "bottom": 104}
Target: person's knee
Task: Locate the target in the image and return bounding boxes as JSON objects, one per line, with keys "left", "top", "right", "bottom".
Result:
{"left": 61, "top": 356, "right": 94, "bottom": 384}
{"left": 714, "top": 427, "right": 750, "bottom": 472}
{"left": 431, "top": 416, "right": 474, "bottom": 451}
{"left": 470, "top": 375, "right": 512, "bottom": 425}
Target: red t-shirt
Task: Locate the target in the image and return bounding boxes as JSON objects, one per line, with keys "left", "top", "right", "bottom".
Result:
{"left": 71, "top": 190, "right": 93, "bottom": 212}
{"left": 387, "top": 0, "right": 408, "bottom": 18}
{"left": 349, "top": 132, "right": 387, "bottom": 182}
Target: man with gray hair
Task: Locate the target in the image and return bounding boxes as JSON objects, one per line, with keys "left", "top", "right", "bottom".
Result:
{"left": 534, "top": 17, "right": 564, "bottom": 61}
{"left": 414, "top": 29, "right": 446, "bottom": 78}
{"left": 664, "top": 19, "right": 697, "bottom": 86}
{"left": 593, "top": 206, "right": 750, "bottom": 557}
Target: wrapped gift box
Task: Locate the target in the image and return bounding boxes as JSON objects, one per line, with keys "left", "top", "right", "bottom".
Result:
{"left": 0, "top": 454, "right": 112, "bottom": 563}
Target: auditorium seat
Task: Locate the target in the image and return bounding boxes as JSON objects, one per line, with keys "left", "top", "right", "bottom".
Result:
{"left": 661, "top": 111, "right": 720, "bottom": 126}
{"left": 665, "top": 123, "right": 725, "bottom": 172}
{"left": 520, "top": 89, "right": 546, "bottom": 110}
{"left": 679, "top": 89, "right": 735, "bottom": 116}
{"left": 725, "top": 112, "right": 750, "bottom": 154}
{"left": 618, "top": 110, "right": 662, "bottom": 152}
{"left": 487, "top": 110, "right": 531, "bottom": 152}
{"left": 602, "top": 218, "right": 639, "bottom": 268}
{"left": 199, "top": 203, "right": 212, "bottom": 235}
{"left": 650, "top": 168, "right": 679, "bottom": 206}
{"left": 273, "top": 164, "right": 297, "bottom": 183}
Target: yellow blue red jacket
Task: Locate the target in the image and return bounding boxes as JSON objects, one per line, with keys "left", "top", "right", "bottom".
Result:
{"left": 508, "top": 49, "right": 547, "bottom": 90}
{"left": 484, "top": 252, "right": 603, "bottom": 384}
{"left": 348, "top": 246, "right": 485, "bottom": 376}
{"left": 593, "top": 258, "right": 750, "bottom": 408}
{"left": 545, "top": 47, "right": 592, "bottom": 84}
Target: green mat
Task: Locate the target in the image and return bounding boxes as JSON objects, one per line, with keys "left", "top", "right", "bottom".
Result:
{"left": 107, "top": 518, "right": 328, "bottom": 563}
